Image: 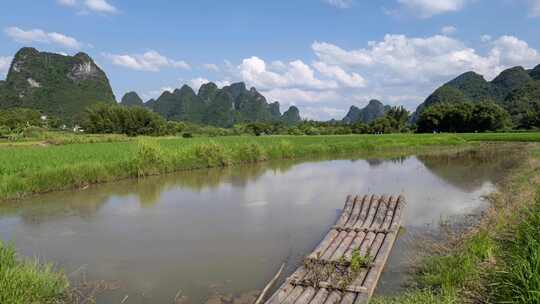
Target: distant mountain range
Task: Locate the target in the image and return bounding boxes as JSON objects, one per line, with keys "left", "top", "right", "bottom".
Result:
{"left": 121, "top": 82, "right": 301, "bottom": 127}
{"left": 0, "top": 47, "right": 301, "bottom": 127}
{"left": 2, "top": 47, "right": 540, "bottom": 128}
{"left": 342, "top": 99, "right": 390, "bottom": 124}
{"left": 413, "top": 64, "right": 540, "bottom": 122}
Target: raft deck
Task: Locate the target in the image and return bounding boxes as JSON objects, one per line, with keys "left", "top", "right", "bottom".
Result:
{"left": 265, "top": 194, "right": 406, "bottom": 304}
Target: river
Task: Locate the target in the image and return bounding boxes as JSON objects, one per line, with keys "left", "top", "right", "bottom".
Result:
{"left": 0, "top": 146, "right": 521, "bottom": 303}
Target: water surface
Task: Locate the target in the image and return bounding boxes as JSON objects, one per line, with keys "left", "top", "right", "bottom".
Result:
{"left": 0, "top": 147, "right": 520, "bottom": 303}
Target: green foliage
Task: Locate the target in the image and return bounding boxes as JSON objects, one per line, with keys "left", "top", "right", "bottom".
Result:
{"left": 417, "top": 102, "right": 510, "bottom": 133}
{"left": 193, "top": 141, "right": 232, "bottom": 167}
{"left": 135, "top": 138, "right": 164, "bottom": 176}
{"left": 505, "top": 80, "right": 540, "bottom": 129}
{"left": 0, "top": 241, "right": 69, "bottom": 304}
{"left": 0, "top": 108, "right": 43, "bottom": 130}
{"left": 415, "top": 66, "right": 536, "bottom": 123}
{"left": 81, "top": 103, "right": 169, "bottom": 136}
{"left": 385, "top": 106, "right": 410, "bottom": 132}
{"left": 490, "top": 202, "right": 540, "bottom": 303}
{"left": 350, "top": 249, "right": 370, "bottom": 273}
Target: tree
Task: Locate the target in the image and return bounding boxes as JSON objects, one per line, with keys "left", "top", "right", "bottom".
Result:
{"left": 384, "top": 106, "right": 410, "bottom": 132}
{"left": 81, "top": 104, "right": 169, "bottom": 136}
{"left": 417, "top": 102, "right": 511, "bottom": 133}
{"left": 0, "top": 108, "right": 43, "bottom": 130}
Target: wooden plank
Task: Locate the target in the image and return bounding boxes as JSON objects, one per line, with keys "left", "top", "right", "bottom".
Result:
{"left": 360, "top": 195, "right": 379, "bottom": 228}
{"left": 335, "top": 196, "right": 355, "bottom": 227}
{"left": 345, "top": 195, "right": 366, "bottom": 227}
{"left": 353, "top": 195, "right": 375, "bottom": 229}
{"left": 323, "top": 291, "right": 341, "bottom": 304}
{"left": 264, "top": 194, "right": 406, "bottom": 304}
{"left": 255, "top": 263, "right": 286, "bottom": 304}
{"left": 339, "top": 293, "right": 356, "bottom": 304}
{"left": 330, "top": 230, "right": 356, "bottom": 262}
{"left": 342, "top": 231, "right": 366, "bottom": 261}
{"left": 295, "top": 286, "right": 316, "bottom": 303}
{"left": 371, "top": 196, "right": 390, "bottom": 230}
{"left": 266, "top": 266, "right": 309, "bottom": 304}
{"left": 308, "top": 230, "right": 340, "bottom": 261}
{"left": 308, "top": 288, "right": 329, "bottom": 304}
{"left": 361, "top": 196, "right": 406, "bottom": 298}
{"left": 321, "top": 230, "right": 348, "bottom": 260}
{"left": 281, "top": 285, "right": 304, "bottom": 304}
{"left": 380, "top": 197, "right": 397, "bottom": 231}
{"left": 308, "top": 196, "right": 356, "bottom": 261}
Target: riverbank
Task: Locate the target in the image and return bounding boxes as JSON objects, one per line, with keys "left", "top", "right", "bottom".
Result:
{"left": 372, "top": 143, "right": 540, "bottom": 303}
{"left": 0, "top": 134, "right": 471, "bottom": 201}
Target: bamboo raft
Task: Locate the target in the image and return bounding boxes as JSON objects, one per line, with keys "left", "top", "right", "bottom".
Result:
{"left": 264, "top": 194, "right": 406, "bottom": 304}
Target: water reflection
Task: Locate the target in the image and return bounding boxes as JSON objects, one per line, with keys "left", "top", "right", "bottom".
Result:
{"left": 0, "top": 145, "right": 522, "bottom": 303}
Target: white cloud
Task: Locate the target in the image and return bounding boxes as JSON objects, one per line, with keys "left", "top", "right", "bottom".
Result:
{"left": 313, "top": 61, "right": 366, "bottom": 88}
{"left": 202, "top": 63, "right": 219, "bottom": 72}
{"left": 84, "top": 0, "right": 117, "bottom": 13}
{"left": 488, "top": 35, "right": 540, "bottom": 68}
{"left": 262, "top": 88, "right": 340, "bottom": 105}
{"left": 397, "top": 0, "right": 468, "bottom": 18}
{"left": 189, "top": 77, "right": 231, "bottom": 91}
{"left": 304, "top": 33, "right": 540, "bottom": 118}
{"left": 311, "top": 34, "right": 529, "bottom": 81}
{"left": 312, "top": 42, "right": 373, "bottom": 66}
{"left": 4, "top": 26, "right": 82, "bottom": 49}
{"left": 323, "top": 0, "right": 354, "bottom": 9}
{"left": 103, "top": 50, "right": 190, "bottom": 72}
{"left": 441, "top": 26, "right": 457, "bottom": 35}
{"left": 301, "top": 106, "right": 347, "bottom": 120}
{"left": 0, "top": 56, "right": 12, "bottom": 76}
{"left": 238, "top": 56, "right": 337, "bottom": 90}
{"left": 58, "top": 0, "right": 118, "bottom": 14}
{"left": 142, "top": 86, "right": 174, "bottom": 100}
{"left": 57, "top": 0, "right": 76, "bottom": 6}
{"left": 190, "top": 77, "right": 209, "bottom": 91}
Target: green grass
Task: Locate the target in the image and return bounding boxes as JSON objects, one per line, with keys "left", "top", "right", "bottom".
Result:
{"left": 459, "top": 132, "right": 540, "bottom": 142}
{"left": 0, "top": 134, "right": 469, "bottom": 201}
{"left": 490, "top": 199, "right": 540, "bottom": 303}
{"left": 0, "top": 241, "right": 68, "bottom": 304}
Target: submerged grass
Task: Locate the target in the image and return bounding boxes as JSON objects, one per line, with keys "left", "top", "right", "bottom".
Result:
{"left": 0, "top": 134, "right": 470, "bottom": 201}
{"left": 0, "top": 241, "right": 68, "bottom": 304}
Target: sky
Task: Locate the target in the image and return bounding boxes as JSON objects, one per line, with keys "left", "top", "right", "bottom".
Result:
{"left": 1, "top": 0, "right": 540, "bottom": 120}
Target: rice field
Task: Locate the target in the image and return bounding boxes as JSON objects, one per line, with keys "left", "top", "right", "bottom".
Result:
{"left": 0, "top": 134, "right": 471, "bottom": 201}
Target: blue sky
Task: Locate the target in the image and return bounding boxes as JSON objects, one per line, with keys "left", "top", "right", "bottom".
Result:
{"left": 1, "top": 0, "right": 540, "bottom": 120}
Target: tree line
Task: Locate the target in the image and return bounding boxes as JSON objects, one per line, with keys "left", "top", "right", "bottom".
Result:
{"left": 0, "top": 100, "right": 537, "bottom": 139}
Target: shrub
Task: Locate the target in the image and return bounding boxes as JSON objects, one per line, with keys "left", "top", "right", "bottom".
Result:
{"left": 193, "top": 142, "right": 231, "bottom": 167}
{"left": 236, "top": 143, "right": 267, "bottom": 162}
{"left": 134, "top": 139, "right": 164, "bottom": 176}
{"left": 0, "top": 241, "right": 68, "bottom": 304}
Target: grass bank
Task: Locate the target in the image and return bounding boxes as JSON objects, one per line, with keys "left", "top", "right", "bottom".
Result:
{"left": 372, "top": 144, "right": 540, "bottom": 304}
{"left": 0, "top": 241, "right": 68, "bottom": 304}
{"left": 0, "top": 134, "right": 469, "bottom": 201}
{"left": 459, "top": 132, "right": 540, "bottom": 142}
